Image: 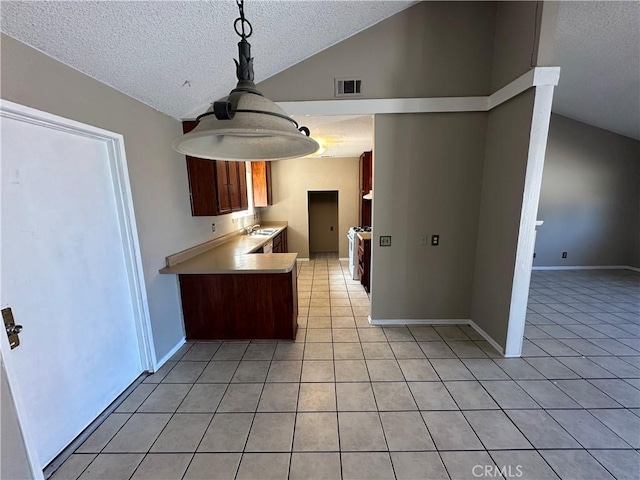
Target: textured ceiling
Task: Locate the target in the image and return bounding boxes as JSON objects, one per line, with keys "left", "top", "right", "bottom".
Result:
{"left": 2, "top": 1, "right": 638, "bottom": 142}
{"left": 0, "top": 0, "right": 414, "bottom": 119}
{"left": 552, "top": 1, "right": 640, "bottom": 140}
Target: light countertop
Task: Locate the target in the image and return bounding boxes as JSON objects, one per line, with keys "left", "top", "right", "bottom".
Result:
{"left": 159, "top": 222, "right": 297, "bottom": 275}
{"left": 357, "top": 232, "right": 372, "bottom": 241}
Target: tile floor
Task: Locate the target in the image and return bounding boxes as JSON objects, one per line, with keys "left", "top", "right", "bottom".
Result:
{"left": 52, "top": 264, "right": 639, "bottom": 479}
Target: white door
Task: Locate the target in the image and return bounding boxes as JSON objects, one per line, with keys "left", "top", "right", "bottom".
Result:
{"left": 0, "top": 102, "right": 151, "bottom": 472}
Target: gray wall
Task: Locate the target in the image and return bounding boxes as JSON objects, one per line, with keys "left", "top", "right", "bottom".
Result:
{"left": 535, "top": 114, "right": 640, "bottom": 267}
{"left": 471, "top": 90, "right": 536, "bottom": 347}
{"left": 258, "top": 1, "right": 497, "bottom": 100}
{"left": 491, "top": 1, "right": 540, "bottom": 90}
{"left": 0, "top": 34, "right": 255, "bottom": 362}
{"left": 371, "top": 113, "right": 487, "bottom": 320}
{"left": 1, "top": 361, "right": 33, "bottom": 480}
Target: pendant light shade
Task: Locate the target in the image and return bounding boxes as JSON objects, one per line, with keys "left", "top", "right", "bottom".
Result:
{"left": 172, "top": 0, "right": 318, "bottom": 161}
{"left": 172, "top": 91, "right": 319, "bottom": 161}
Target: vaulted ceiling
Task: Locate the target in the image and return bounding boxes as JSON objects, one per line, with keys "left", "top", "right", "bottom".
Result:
{"left": 2, "top": 0, "right": 638, "bottom": 158}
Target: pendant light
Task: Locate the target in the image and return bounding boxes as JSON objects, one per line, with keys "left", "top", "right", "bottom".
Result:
{"left": 172, "top": 0, "right": 319, "bottom": 161}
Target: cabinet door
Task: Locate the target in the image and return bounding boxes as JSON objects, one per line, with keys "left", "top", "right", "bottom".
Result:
{"left": 227, "top": 161, "right": 240, "bottom": 212}
{"left": 252, "top": 161, "right": 272, "bottom": 207}
{"left": 216, "top": 161, "right": 232, "bottom": 214}
{"left": 363, "top": 151, "right": 373, "bottom": 193}
{"left": 281, "top": 228, "right": 288, "bottom": 253}
{"left": 272, "top": 233, "right": 282, "bottom": 253}
{"left": 186, "top": 156, "right": 219, "bottom": 216}
{"left": 237, "top": 162, "right": 249, "bottom": 211}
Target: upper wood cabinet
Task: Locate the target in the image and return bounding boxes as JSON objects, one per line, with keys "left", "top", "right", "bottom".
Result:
{"left": 182, "top": 121, "right": 248, "bottom": 216}
{"left": 359, "top": 151, "right": 372, "bottom": 227}
{"left": 360, "top": 151, "right": 373, "bottom": 194}
{"left": 252, "top": 161, "right": 272, "bottom": 207}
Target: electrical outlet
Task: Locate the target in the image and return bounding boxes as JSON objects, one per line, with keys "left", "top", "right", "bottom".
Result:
{"left": 533, "top": 253, "right": 536, "bottom": 258}
{"left": 431, "top": 235, "right": 440, "bottom": 246}
{"left": 380, "top": 235, "right": 392, "bottom": 247}
{"left": 420, "top": 235, "right": 428, "bottom": 246}
{"left": 211, "top": 223, "right": 216, "bottom": 233}
{"left": 562, "top": 251, "right": 567, "bottom": 258}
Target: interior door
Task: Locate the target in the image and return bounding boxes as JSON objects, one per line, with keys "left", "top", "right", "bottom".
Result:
{"left": 0, "top": 107, "right": 145, "bottom": 469}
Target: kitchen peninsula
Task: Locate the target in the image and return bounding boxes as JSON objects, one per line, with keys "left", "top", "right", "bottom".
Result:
{"left": 160, "top": 223, "right": 298, "bottom": 340}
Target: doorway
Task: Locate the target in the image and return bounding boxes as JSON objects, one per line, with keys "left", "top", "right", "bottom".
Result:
{"left": 308, "top": 191, "right": 339, "bottom": 258}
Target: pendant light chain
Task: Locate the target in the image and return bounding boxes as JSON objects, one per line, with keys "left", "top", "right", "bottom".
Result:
{"left": 234, "top": 0, "right": 252, "bottom": 40}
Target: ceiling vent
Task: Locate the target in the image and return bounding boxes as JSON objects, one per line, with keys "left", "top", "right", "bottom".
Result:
{"left": 335, "top": 78, "right": 362, "bottom": 97}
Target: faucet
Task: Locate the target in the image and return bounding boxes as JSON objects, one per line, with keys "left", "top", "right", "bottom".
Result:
{"left": 246, "top": 224, "right": 261, "bottom": 234}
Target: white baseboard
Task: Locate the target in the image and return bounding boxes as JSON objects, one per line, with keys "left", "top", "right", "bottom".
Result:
{"left": 367, "top": 316, "right": 510, "bottom": 357}
{"left": 368, "top": 316, "right": 471, "bottom": 326}
{"left": 467, "top": 320, "right": 511, "bottom": 357}
{"left": 339, "top": 257, "right": 349, "bottom": 262}
{"left": 153, "top": 337, "right": 186, "bottom": 371}
{"left": 532, "top": 265, "right": 638, "bottom": 271}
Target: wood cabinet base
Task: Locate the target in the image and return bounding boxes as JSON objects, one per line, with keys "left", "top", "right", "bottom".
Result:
{"left": 179, "top": 265, "right": 298, "bottom": 340}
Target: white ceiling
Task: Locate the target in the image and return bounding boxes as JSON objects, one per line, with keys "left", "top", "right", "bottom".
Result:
{"left": 552, "top": 1, "right": 640, "bottom": 140}
{"left": 1, "top": 1, "right": 638, "bottom": 144}
{"left": 294, "top": 115, "right": 373, "bottom": 158}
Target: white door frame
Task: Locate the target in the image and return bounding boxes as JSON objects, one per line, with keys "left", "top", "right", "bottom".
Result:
{"left": 0, "top": 99, "right": 155, "bottom": 478}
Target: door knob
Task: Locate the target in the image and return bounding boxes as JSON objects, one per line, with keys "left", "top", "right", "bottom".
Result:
{"left": 6, "top": 324, "right": 23, "bottom": 335}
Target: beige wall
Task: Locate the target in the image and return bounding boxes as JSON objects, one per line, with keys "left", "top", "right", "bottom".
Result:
{"left": 371, "top": 113, "right": 487, "bottom": 320}
{"left": 258, "top": 1, "right": 497, "bottom": 101}
{"left": 261, "top": 157, "right": 359, "bottom": 258}
{"left": 471, "top": 89, "right": 536, "bottom": 347}
{"left": 308, "top": 192, "right": 340, "bottom": 253}
{"left": 535, "top": 114, "right": 640, "bottom": 267}
{"left": 0, "top": 35, "right": 257, "bottom": 361}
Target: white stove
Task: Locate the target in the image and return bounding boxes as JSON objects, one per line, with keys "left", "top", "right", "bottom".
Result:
{"left": 347, "top": 226, "right": 372, "bottom": 280}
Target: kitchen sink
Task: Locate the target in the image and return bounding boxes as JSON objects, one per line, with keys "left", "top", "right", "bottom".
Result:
{"left": 249, "top": 228, "right": 278, "bottom": 236}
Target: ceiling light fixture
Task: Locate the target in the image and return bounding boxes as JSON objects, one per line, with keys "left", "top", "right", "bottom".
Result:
{"left": 172, "top": 0, "right": 319, "bottom": 161}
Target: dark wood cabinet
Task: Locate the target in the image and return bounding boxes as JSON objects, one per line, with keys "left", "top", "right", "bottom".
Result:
{"left": 183, "top": 121, "right": 248, "bottom": 216}
{"left": 359, "top": 151, "right": 372, "bottom": 227}
{"left": 179, "top": 263, "right": 298, "bottom": 340}
{"left": 272, "top": 228, "right": 288, "bottom": 253}
{"left": 358, "top": 235, "right": 371, "bottom": 293}
{"left": 216, "top": 161, "right": 248, "bottom": 214}
{"left": 252, "top": 161, "right": 273, "bottom": 207}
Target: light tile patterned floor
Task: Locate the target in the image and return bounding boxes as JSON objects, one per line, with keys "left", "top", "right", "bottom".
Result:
{"left": 53, "top": 264, "right": 639, "bottom": 479}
